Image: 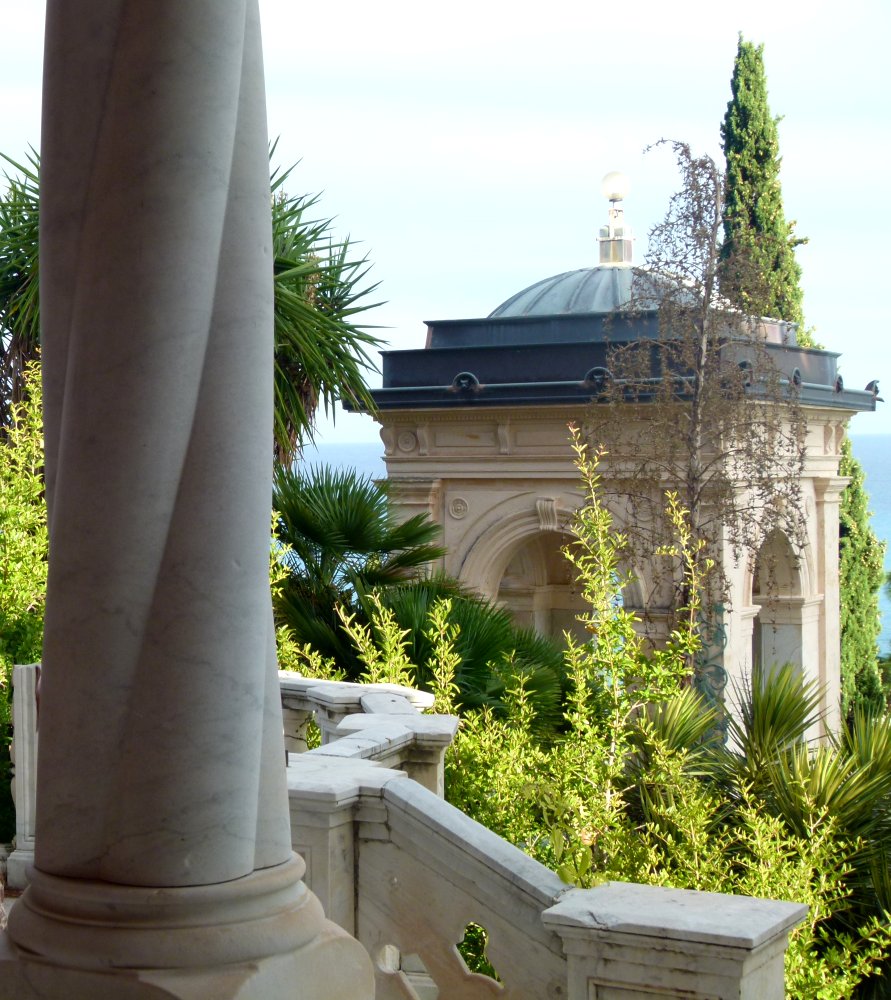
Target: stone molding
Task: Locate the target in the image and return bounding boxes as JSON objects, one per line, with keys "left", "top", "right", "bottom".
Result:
{"left": 543, "top": 884, "right": 805, "bottom": 1000}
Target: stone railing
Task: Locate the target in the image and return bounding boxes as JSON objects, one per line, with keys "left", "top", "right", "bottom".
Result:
{"left": 279, "top": 673, "right": 454, "bottom": 795}
{"left": 9, "top": 665, "right": 805, "bottom": 998}
{"left": 284, "top": 683, "right": 805, "bottom": 1000}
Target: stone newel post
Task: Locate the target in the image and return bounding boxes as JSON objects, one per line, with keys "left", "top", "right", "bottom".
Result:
{"left": 2, "top": 3, "right": 373, "bottom": 997}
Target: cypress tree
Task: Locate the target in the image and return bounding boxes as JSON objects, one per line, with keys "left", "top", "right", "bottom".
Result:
{"left": 720, "top": 35, "right": 805, "bottom": 331}
{"left": 721, "top": 37, "right": 887, "bottom": 714}
{"left": 838, "top": 438, "right": 886, "bottom": 715}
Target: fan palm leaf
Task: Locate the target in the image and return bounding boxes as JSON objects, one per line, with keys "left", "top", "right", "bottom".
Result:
{"left": 273, "top": 464, "right": 445, "bottom": 669}
{"left": 375, "top": 579, "right": 566, "bottom": 731}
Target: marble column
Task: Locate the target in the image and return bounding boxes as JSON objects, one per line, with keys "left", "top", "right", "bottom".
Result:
{"left": 813, "top": 475, "right": 847, "bottom": 735}
{"left": 2, "top": 2, "right": 373, "bottom": 997}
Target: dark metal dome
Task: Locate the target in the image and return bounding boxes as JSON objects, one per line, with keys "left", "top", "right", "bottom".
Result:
{"left": 489, "top": 264, "right": 667, "bottom": 318}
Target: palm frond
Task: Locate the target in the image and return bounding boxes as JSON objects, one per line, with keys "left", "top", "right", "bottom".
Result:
{"left": 640, "top": 688, "right": 721, "bottom": 756}
{"left": 0, "top": 150, "right": 40, "bottom": 429}
{"left": 269, "top": 156, "right": 384, "bottom": 462}
{"left": 273, "top": 465, "right": 445, "bottom": 675}
{"left": 377, "top": 581, "right": 566, "bottom": 731}
{"left": 0, "top": 145, "right": 381, "bottom": 452}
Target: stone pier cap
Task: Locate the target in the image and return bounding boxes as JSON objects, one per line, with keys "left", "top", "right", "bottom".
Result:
{"left": 543, "top": 881, "right": 806, "bottom": 949}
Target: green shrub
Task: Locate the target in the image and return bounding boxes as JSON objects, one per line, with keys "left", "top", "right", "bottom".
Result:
{"left": 439, "top": 430, "right": 891, "bottom": 997}
{"left": 0, "top": 360, "right": 46, "bottom": 841}
{"left": 0, "top": 361, "right": 46, "bottom": 691}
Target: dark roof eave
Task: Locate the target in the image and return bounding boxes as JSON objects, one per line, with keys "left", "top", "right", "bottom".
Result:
{"left": 358, "top": 384, "right": 877, "bottom": 414}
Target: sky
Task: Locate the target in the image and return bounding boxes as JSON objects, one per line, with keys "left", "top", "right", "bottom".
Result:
{"left": 2, "top": 1, "right": 889, "bottom": 443}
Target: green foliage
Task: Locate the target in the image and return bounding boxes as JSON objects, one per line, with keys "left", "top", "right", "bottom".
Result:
{"left": 839, "top": 436, "right": 887, "bottom": 715}
{"left": 424, "top": 598, "right": 462, "bottom": 716}
{"left": 0, "top": 152, "right": 40, "bottom": 432}
{"left": 720, "top": 42, "right": 886, "bottom": 722}
{"left": 269, "top": 434, "right": 891, "bottom": 995}
{"left": 0, "top": 359, "right": 46, "bottom": 841}
{"left": 273, "top": 463, "right": 444, "bottom": 666}
{"left": 270, "top": 157, "right": 383, "bottom": 463}
{"left": 379, "top": 579, "right": 566, "bottom": 730}
{"left": 446, "top": 684, "right": 549, "bottom": 852}
{"left": 721, "top": 662, "right": 823, "bottom": 795}
{"left": 338, "top": 593, "right": 417, "bottom": 688}
{"left": 720, "top": 35, "right": 805, "bottom": 330}
{"left": 564, "top": 427, "right": 703, "bottom": 704}
{"left": 456, "top": 923, "right": 501, "bottom": 984}
{"left": 0, "top": 360, "right": 46, "bottom": 700}
{"left": 276, "top": 626, "right": 345, "bottom": 682}
{"left": 447, "top": 432, "right": 708, "bottom": 866}
{"left": 450, "top": 664, "right": 891, "bottom": 999}
{"left": 274, "top": 464, "right": 566, "bottom": 724}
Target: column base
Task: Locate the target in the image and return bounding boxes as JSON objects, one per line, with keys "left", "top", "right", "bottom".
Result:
{"left": 0, "top": 855, "right": 374, "bottom": 1000}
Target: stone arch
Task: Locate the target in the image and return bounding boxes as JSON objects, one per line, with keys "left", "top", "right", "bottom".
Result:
{"left": 454, "top": 492, "right": 647, "bottom": 643}
{"left": 750, "top": 529, "right": 813, "bottom": 677}
{"left": 752, "top": 530, "right": 807, "bottom": 599}
{"left": 455, "top": 498, "right": 564, "bottom": 600}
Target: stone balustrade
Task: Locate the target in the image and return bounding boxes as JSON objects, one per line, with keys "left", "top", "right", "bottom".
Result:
{"left": 287, "top": 708, "right": 805, "bottom": 1000}
{"left": 8, "top": 663, "right": 805, "bottom": 997}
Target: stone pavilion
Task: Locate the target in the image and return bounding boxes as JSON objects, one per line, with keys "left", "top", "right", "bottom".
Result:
{"left": 369, "top": 176, "right": 877, "bottom": 730}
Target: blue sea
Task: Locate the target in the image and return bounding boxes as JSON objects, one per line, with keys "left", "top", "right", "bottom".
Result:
{"left": 301, "top": 435, "right": 891, "bottom": 655}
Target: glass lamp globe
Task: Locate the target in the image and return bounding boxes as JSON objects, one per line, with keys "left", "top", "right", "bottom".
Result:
{"left": 601, "top": 171, "right": 630, "bottom": 202}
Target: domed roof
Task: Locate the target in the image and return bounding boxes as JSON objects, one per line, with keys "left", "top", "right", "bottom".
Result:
{"left": 489, "top": 264, "right": 665, "bottom": 318}
{"left": 367, "top": 171, "right": 870, "bottom": 415}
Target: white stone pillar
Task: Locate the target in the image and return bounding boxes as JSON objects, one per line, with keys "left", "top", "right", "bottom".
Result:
{"left": 543, "top": 882, "right": 806, "bottom": 1000}
{"left": 814, "top": 475, "right": 847, "bottom": 734}
{"left": 2, "top": 3, "right": 372, "bottom": 996}
{"left": 6, "top": 664, "right": 38, "bottom": 890}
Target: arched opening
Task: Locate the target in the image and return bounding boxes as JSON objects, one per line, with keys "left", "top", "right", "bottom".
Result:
{"left": 455, "top": 493, "right": 667, "bottom": 648}
{"left": 751, "top": 530, "right": 804, "bottom": 675}
{"left": 493, "top": 529, "right": 657, "bottom": 646}
{"left": 496, "top": 532, "right": 588, "bottom": 642}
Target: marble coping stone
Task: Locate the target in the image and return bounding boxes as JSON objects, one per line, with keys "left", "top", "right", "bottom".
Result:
{"left": 286, "top": 755, "right": 407, "bottom": 807}
{"left": 278, "top": 673, "right": 435, "bottom": 712}
{"left": 382, "top": 777, "right": 568, "bottom": 909}
{"left": 359, "top": 692, "right": 419, "bottom": 715}
{"left": 337, "top": 712, "right": 459, "bottom": 747}
{"left": 542, "top": 883, "right": 808, "bottom": 950}
{"left": 306, "top": 722, "right": 417, "bottom": 760}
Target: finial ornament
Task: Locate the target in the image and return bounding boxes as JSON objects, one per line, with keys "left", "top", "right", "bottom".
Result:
{"left": 598, "top": 171, "right": 633, "bottom": 265}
